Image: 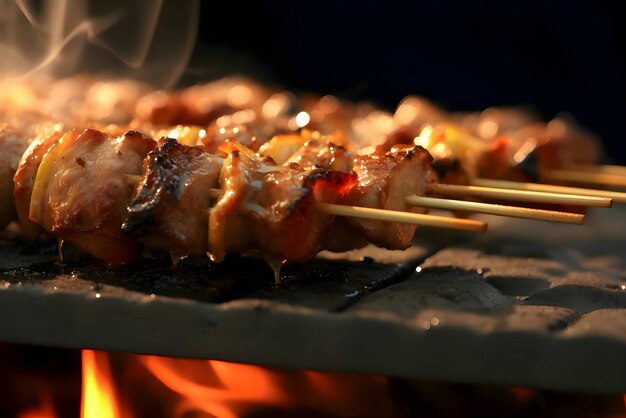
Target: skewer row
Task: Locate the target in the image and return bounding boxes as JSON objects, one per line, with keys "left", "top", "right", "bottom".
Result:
{"left": 1, "top": 75, "right": 625, "bottom": 270}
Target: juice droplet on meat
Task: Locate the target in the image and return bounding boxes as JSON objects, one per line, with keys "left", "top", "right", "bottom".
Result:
{"left": 170, "top": 252, "right": 187, "bottom": 268}
{"left": 266, "top": 257, "right": 287, "bottom": 286}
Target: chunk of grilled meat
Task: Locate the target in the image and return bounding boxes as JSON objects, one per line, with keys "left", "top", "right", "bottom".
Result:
{"left": 200, "top": 109, "right": 290, "bottom": 153}
{"left": 260, "top": 136, "right": 442, "bottom": 251}
{"left": 0, "top": 110, "right": 65, "bottom": 234}
{"left": 344, "top": 145, "right": 437, "bottom": 250}
{"left": 208, "top": 140, "right": 357, "bottom": 263}
{"left": 27, "top": 129, "right": 155, "bottom": 265}
{"left": 285, "top": 138, "right": 354, "bottom": 172}
{"left": 0, "top": 125, "right": 30, "bottom": 229}
{"left": 123, "top": 137, "right": 223, "bottom": 258}
{"left": 475, "top": 116, "right": 604, "bottom": 182}
{"left": 133, "top": 77, "right": 272, "bottom": 126}
{"left": 260, "top": 135, "right": 442, "bottom": 251}
{"left": 536, "top": 116, "right": 605, "bottom": 170}
{"left": 474, "top": 135, "right": 539, "bottom": 183}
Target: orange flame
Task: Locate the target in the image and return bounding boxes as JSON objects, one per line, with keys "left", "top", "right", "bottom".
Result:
{"left": 139, "top": 356, "right": 400, "bottom": 418}
{"left": 80, "top": 350, "right": 123, "bottom": 418}
{"left": 12, "top": 347, "right": 626, "bottom": 417}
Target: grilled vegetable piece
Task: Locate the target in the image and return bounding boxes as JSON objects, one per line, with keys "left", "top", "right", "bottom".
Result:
{"left": 123, "top": 137, "right": 223, "bottom": 257}
{"left": 13, "top": 129, "right": 64, "bottom": 241}
{"left": 28, "top": 129, "right": 155, "bottom": 265}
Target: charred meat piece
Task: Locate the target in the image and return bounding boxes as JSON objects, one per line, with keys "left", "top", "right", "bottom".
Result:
{"left": 0, "top": 125, "right": 31, "bottom": 229}
{"left": 133, "top": 77, "right": 272, "bottom": 126}
{"left": 344, "top": 145, "right": 437, "bottom": 250}
{"left": 535, "top": 116, "right": 605, "bottom": 169}
{"left": 474, "top": 136, "right": 538, "bottom": 183}
{"left": 475, "top": 116, "right": 604, "bottom": 182}
{"left": 200, "top": 108, "right": 296, "bottom": 153}
{"left": 123, "top": 137, "right": 222, "bottom": 258}
{"left": 455, "top": 106, "right": 541, "bottom": 141}
{"left": 260, "top": 136, "right": 370, "bottom": 253}
{"left": 286, "top": 138, "right": 354, "bottom": 172}
{"left": 134, "top": 90, "right": 230, "bottom": 126}
{"left": 393, "top": 96, "right": 449, "bottom": 131}
{"left": 430, "top": 157, "right": 470, "bottom": 186}
{"left": 82, "top": 79, "right": 151, "bottom": 124}
{"left": 208, "top": 140, "right": 357, "bottom": 263}
{"left": 298, "top": 94, "right": 357, "bottom": 141}
{"left": 27, "top": 129, "right": 155, "bottom": 265}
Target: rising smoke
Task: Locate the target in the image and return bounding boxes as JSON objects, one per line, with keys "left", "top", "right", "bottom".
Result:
{"left": 0, "top": 0, "right": 199, "bottom": 88}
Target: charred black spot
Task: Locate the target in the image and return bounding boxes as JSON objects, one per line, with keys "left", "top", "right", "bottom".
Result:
{"left": 160, "top": 136, "right": 179, "bottom": 151}
{"left": 431, "top": 158, "right": 460, "bottom": 178}
{"left": 332, "top": 142, "right": 347, "bottom": 151}
{"left": 153, "top": 154, "right": 164, "bottom": 164}
{"left": 414, "top": 145, "right": 434, "bottom": 163}
{"left": 231, "top": 150, "right": 240, "bottom": 158}
{"left": 304, "top": 169, "right": 332, "bottom": 183}
{"left": 75, "top": 157, "right": 85, "bottom": 167}
{"left": 514, "top": 150, "right": 540, "bottom": 182}
{"left": 261, "top": 154, "right": 275, "bottom": 164}
{"left": 123, "top": 142, "right": 185, "bottom": 233}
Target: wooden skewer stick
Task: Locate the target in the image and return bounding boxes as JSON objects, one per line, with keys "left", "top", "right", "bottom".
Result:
{"left": 571, "top": 164, "right": 626, "bottom": 177}
{"left": 539, "top": 169, "right": 626, "bottom": 188}
{"left": 317, "top": 203, "right": 487, "bottom": 232}
{"left": 471, "top": 178, "right": 626, "bottom": 204}
{"left": 406, "top": 195, "right": 585, "bottom": 224}
{"left": 209, "top": 188, "right": 487, "bottom": 232}
{"left": 426, "top": 183, "right": 611, "bottom": 208}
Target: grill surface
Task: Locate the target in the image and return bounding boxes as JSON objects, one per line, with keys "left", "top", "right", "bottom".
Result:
{"left": 1, "top": 207, "right": 625, "bottom": 394}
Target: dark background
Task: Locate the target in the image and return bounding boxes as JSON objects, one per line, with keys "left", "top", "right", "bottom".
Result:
{"left": 190, "top": 1, "right": 625, "bottom": 164}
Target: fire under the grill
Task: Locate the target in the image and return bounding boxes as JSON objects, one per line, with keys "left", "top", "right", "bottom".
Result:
{"left": 1, "top": 203, "right": 625, "bottom": 399}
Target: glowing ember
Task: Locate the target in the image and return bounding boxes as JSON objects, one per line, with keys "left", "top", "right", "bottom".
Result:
{"left": 17, "top": 404, "right": 56, "bottom": 418}
{"left": 81, "top": 350, "right": 123, "bottom": 418}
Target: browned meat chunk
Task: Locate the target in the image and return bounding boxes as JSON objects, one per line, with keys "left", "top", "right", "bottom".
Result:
{"left": 200, "top": 109, "right": 287, "bottom": 153}
{"left": 286, "top": 138, "right": 354, "bottom": 172}
{"left": 475, "top": 116, "right": 604, "bottom": 182}
{"left": 344, "top": 146, "right": 437, "bottom": 249}
{"left": 474, "top": 136, "right": 537, "bottom": 182}
{"left": 536, "top": 116, "right": 605, "bottom": 169}
{"left": 27, "top": 129, "right": 155, "bottom": 265}
{"left": 208, "top": 140, "right": 357, "bottom": 263}
{"left": 0, "top": 125, "right": 31, "bottom": 229}
{"left": 134, "top": 77, "right": 272, "bottom": 126}
{"left": 123, "top": 137, "right": 222, "bottom": 257}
